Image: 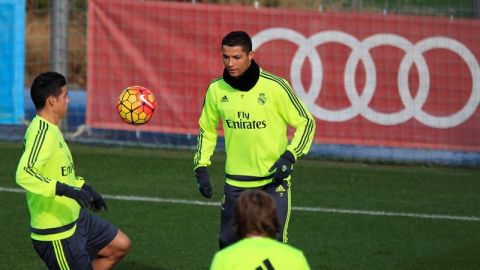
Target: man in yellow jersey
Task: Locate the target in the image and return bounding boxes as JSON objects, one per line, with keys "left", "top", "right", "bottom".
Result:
{"left": 210, "top": 189, "right": 311, "bottom": 269}
{"left": 194, "top": 31, "right": 315, "bottom": 248}
{"left": 16, "top": 72, "right": 131, "bottom": 269}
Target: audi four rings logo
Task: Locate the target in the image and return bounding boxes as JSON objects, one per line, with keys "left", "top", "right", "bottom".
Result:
{"left": 252, "top": 28, "right": 480, "bottom": 128}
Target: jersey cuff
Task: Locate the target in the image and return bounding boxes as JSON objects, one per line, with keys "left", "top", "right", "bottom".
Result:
{"left": 284, "top": 149, "right": 298, "bottom": 161}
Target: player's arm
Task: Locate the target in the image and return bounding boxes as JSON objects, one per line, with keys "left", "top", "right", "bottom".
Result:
{"left": 16, "top": 129, "right": 57, "bottom": 197}
{"left": 16, "top": 129, "right": 94, "bottom": 208}
{"left": 277, "top": 78, "right": 315, "bottom": 159}
{"left": 268, "top": 78, "right": 315, "bottom": 183}
{"left": 193, "top": 85, "right": 219, "bottom": 198}
{"left": 194, "top": 86, "right": 220, "bottom": 169}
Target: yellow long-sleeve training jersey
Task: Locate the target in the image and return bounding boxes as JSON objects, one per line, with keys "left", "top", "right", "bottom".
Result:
{"left": 16, "top": 115, "right": 85, "bottom": 241}
{"left": 194, "top": 69, "right": 315, "bottom": 187}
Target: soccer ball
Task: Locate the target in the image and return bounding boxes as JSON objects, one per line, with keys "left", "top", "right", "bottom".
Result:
{"left": 116, "top": 86, "right": 157, "bottom": 125}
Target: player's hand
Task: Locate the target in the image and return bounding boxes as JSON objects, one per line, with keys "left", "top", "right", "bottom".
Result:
{"left": 195, "top": 166, "right": 212, "bottom": 199}
{"left": 83, "top": 184, "right": 108, "bottom": 212}
{"left": 269, "top": 150, "right": 295, "bottom": 184}
{"left": 56, "top": 182, "right": 94, "bottom": 209}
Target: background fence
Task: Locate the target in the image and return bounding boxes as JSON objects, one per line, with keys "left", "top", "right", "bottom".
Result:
{"left": 2, "top": 0, "right": 480, "bottom": 165}
{"left": 23, "top": 0, "right": 480, "bottom": 90}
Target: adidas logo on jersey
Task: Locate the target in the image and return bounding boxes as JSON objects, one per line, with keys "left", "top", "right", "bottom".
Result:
{"left": 221, "top": 95, "right": 229, "bottom": 102}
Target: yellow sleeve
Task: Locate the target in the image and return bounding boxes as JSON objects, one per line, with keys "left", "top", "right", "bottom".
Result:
{"left": 194, "top": 85, "right": 220, "bottom": 169}
{"left": 277, "top": 78, "right": 316, "bottom": 159}
{"left": 16, "top": 122, "right": 56, "bottom": 197}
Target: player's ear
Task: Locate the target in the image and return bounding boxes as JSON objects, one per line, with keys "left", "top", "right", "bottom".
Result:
{"left": 248, "top": 51, "right": 254, "bottom": 61}
{"left": 46, "top": 95, "right": 55, "bottom": 107}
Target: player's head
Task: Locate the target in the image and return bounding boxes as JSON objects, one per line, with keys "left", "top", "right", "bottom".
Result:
{"left": 222, "top": 31, "right": 252, "bottom": 53}
{"left": 30, "top": 71, "right": 68, "bottom": 113}
{"left": 221, "top": 31, "right": 254, "bottom": 78}
{"left": 235, "top": 189, "right": 280, "bottom": 239}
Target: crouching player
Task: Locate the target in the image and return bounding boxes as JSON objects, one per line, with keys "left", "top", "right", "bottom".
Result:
{"left": 16, "top": 71, "right": 131, "bottom": 269}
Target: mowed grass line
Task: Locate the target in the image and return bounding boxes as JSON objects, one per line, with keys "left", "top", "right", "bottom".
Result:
{"left": 1, "top": 141, "right": 479, "bottom": 269}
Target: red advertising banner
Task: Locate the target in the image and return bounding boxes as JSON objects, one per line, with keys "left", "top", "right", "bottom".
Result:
{"left": 87, "top": 0, "right": 480, "bottom": 152}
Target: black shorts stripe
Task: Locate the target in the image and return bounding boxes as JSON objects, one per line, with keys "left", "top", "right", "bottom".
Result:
{"left": 53, "top": 240, "right": 69, "bottom": 270}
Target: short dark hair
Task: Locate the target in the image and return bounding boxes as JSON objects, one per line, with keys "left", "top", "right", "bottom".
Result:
{"left": 221, "top": 31, "right": 252, "bottom": 53}
{"left": 234, "top": 189, "right": 280, "bottom": 239}
{"left": 30, "top": 71, "right": 67, "bottom": 110}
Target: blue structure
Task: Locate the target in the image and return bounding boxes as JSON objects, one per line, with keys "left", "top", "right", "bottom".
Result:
{"left": 0, "top": 0, "right": 25, "bottom": 124}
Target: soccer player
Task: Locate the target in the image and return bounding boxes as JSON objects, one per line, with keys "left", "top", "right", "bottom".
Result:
{"left": 209, "top": 189, "right": 311, "bottom": 269}
{"left": 194, "top": 31, "right": 315, "bottom": 248}
{"left": 16, "top": 71, "right": 131, "bottom": 270}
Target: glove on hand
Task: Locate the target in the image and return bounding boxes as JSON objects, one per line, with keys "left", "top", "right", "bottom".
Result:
{"left": 269, "top": 150, "right": 296, "bottom": 184}
{"left": 83, "top": 184, "right": 108, "bottom": 212}
{"left": 195, "top": 167, "right": 212, "bottom": 199}
{"left": 56, "top": 182, "right": 94, "bottom": 209}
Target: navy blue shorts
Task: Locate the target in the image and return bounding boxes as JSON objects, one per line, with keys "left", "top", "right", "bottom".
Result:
{"left": 219, "top": 180, "right": 291, "bottom": 248}
{"left": 32, "top": 209, "right": 118, "bottom": 270}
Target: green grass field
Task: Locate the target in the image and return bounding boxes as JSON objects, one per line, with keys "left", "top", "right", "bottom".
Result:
{"left": 0, "top": 140, "right": 479, "bottom": 269}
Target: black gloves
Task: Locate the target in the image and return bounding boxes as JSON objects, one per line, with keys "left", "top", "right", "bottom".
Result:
{"left": 195, "top": 166, "right": 212, "bottom": 198}
{"left": 56, "top": 182, "right": 107, "bottom": 212}
{"left": 269, "top": 150, "right": 296, "bottom": 184}
{"left": 83, "top": 184, "right": 108, "bottom": 212}
{"left": 56, "top": 182, "right": 94, "bottom": 209}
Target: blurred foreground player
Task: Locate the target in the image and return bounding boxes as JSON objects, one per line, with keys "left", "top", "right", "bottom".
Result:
{"left": 16, "top": 71, "right": 131, "bottom": 269}
{"left": 210, "top": 189, "right": 311, "bottom": 270}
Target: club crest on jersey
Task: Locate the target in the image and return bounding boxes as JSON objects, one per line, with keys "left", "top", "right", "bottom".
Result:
{"left": 258, "top": 93, "right": 266, "bottom": 105}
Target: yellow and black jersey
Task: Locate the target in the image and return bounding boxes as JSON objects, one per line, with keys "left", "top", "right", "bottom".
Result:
{"left": 16, "top": 115, "right": 85, "bottom": 241}
{"left": 194, "top": 68, "right": 315, "bottom": 188}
